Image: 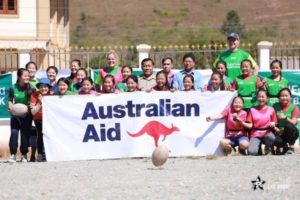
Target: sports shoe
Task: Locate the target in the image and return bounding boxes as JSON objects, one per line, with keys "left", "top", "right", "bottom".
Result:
{"left": 37, "top": 154, "right": 44, "bottom": 162}
{"left": 20, "top": 155, "right": 28, "bottom": 162}
{"left": 285, "top": 148, "right": 295, "bottom": 155}
{"left": 224, "top": 148, "right": 233, "bottom": 156}
{"left": 8, "top": 154, "right": 16, "bottom": 163}
{"left": 238, "top": 148, "right": 247, "bottom": 156}
{"left": 264, "top": 146, "right": 272, "bottom": 155}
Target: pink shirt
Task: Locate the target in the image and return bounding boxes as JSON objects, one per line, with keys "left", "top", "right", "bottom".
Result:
{"left": 247, "top": 106, "right": 277, "bottom": 138}
{"left": 221, "top": 107, "right": 247, "bottom": 138}
{"left": 78, "top": 89, "right": 97, "bottom": 95}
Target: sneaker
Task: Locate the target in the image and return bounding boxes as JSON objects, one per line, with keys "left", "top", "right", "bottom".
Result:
{"left": 37, "top": 154, "right": 43, "bottom": 162}
{"left": 20, "top": 155, "right": 28, "bottom": 163}
{"left": 238, "top": 148, "right": 247, "bottom": 156}
{"left": 264, "top": 146, "right": 272, "bottom": 155}
{"left": 224, "top": 148, "right": 233, "bottom": 156}
{"left": 8, "top": 154, "right": 16, "bottom": 163}
{"left": 285, "top": 148, "right": 295, "bottom": 155}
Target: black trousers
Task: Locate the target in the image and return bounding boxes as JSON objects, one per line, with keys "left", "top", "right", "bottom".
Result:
{"left": 34, "top": 120, "right": 44, "bottom": 154}
{"left": 274, "top": 122, "right": 299, "bottom": 147}
{"left": 9, "top": 114, "right": 33, "bottom": 155}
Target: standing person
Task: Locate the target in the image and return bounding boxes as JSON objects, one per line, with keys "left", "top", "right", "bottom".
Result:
{"left": 206, "top": 72, "right": 225, "bottom": 92}
{"left": 273, "top": 88, "right": 299, "bottom": 155}
{"left": 245, "top": 89, "right": 278, "bottom": 156}
{"left": 101, "top": 75, "right": 119, "bottom": 94}
{"left": 213, "top": 32, "right": 258, "bottom": 79}
{"left": 161, "top": 57, "right": 174, "bottom": 88}
{"left": 95, "top": 50, "right": 122, "bottom": 92}
{"left": 262, "top": 59, "right": 289, "bottom": 106}
{"left": 8, "top": 68, "right": 35, "bottom": 162}
{"left": 172, "top": 53, "right": 204, "bottom": 91}
{"left": 78, "top": 77, "right": 97, "bottom": 95}
{"left": 126, "top": 75, "right": 140, "bottom": 92}
{"left": 25, "top": 61, "right": 39, "bottom": 88}
{"left": 30, "top": 78, "right": 53, "bottom": 162}
{"left": 25, "top": 61, "right": 39, "bottom": 160}
{"left": 232, "top": 59, "right": 261, "bottom": 111}
{"left": 151, "top": 71, "right": 170, "bottom": 91}
{"left": 116, "top": 66, "right": 132, "bottom": 92}
{"left": 56, "top": 77, "right": 72, "bottom": 96}
{"left": 206, "top": 96, "right": 249, "bottom": 155}
{"left": 67, "top": 59, "right": 81, "bottom": 84}
{"left": 70, "top": 68, "right": 88, "bottom": 94}
{"left": 208, "top": 61, "right": 233, "bottom": 90}
{"left": 46, "top": 66, "right": 58, "bottom": 94}
{"left": 138, "top": 58, "right": 156, "bottom": 91}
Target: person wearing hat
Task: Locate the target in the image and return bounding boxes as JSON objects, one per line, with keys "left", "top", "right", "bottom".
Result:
{"left": 172, "top": 52, "right": 204, "bottom": 91}
{"left": 213, "top": 32, "right": 258, "bottom": 80}
{"left": 30, "top": 77, "right": 53, "bottom": 162}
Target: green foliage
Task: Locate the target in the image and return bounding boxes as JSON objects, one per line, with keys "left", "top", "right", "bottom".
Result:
{"left": 221, "top": 10, "right": 244, "bottom": 35}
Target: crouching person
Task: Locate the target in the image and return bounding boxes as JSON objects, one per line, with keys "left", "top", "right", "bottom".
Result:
{"left": 273, "top": 88, "right": 299, "bottom": 155}
{"left": 206, "top": 96, "right": 249, "bottom": 155}
{"left": 246, "top": 89, "right": 277, "bottom": 155}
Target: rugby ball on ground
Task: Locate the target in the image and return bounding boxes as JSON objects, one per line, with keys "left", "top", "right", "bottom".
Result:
{"left": 11, "top": 103, "right": 28, "bottom": 116}
{"left": 152, "top": 145, "right": 169, "bottom": 167}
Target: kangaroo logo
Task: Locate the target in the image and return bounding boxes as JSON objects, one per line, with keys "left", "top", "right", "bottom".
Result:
{"left": 127, "top": 121, "right": 180, "bottom": 147}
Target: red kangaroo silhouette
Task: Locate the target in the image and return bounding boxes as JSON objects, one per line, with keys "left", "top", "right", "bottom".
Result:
{"left": 127, "top": 121, "right": 180, "bottom": 146}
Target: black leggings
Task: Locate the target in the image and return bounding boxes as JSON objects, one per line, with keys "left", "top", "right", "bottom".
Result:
{"left": 274, "top": 122, "right": 299, "bottom": 147}
{"left": 34, "top": 120, "right": 44, "bottom": 154}
{"left": 9, "top": 114, "right": 32, "bottom": 155}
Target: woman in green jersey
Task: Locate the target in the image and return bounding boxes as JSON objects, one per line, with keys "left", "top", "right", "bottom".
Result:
{"left": 262, "top": 60, "right": 289, "bottom": 106}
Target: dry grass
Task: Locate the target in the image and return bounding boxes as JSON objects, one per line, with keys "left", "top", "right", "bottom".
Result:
{"left": 69, "top": 0, "right": 300, "bottom": 44}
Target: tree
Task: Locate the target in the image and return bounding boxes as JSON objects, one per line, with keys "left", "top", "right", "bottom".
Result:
{"left": 221, "top": 10, "right": 244, "bottom": 36}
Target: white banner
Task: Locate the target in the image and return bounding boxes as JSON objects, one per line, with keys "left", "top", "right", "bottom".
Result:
{"left": 43, "top": 91, "right": 237, "bottom": 161}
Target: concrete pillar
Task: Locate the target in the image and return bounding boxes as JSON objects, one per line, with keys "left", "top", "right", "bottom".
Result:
{"left": 18, "top": 50, "right": 31, "bottom": 68}
{"left": 257, "top": 41, "right": 273, "bottom": 71}
{"left": 136, "top": 44, "right": 151, "bottom": 68}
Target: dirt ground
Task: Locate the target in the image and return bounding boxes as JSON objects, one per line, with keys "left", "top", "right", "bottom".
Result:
{"left": 0, "top": 153, "right": 299, "bottom": 200}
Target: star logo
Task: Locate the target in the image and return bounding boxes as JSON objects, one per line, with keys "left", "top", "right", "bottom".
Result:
{"left": 251, "top": 176, "right": 266, "bottom": 190}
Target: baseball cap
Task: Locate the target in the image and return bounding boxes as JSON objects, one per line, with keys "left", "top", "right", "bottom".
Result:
{"left": 227, "top": 32, "right": 239, "bottom": 40}
{"left": 37, "top": 77, "right": 52, "bottom": 88}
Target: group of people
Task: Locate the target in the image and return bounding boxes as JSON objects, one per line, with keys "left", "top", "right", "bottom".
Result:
{"left": 7, "top": 32, "right": 299, "bottom": 162}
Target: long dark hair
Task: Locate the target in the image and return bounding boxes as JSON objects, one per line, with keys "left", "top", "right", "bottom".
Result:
{"left": 215, "top": 60, "right": 228, "bottom": 77}
{"left": 16, "top": 68, "right": 32, "bottom": 100}
{"left": 270, "top": 59, "right": 283, "bottom": 80}
{"left": 183, "top": 74, "right": 195, "bottom": 90}
{"left": 210, "top": 72, "right": 225, "bottom": 91}
{"left": 155, "top": 70, "right": 169, "bottom": 90}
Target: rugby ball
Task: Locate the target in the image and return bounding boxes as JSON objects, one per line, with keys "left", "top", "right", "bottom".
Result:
{"left": 11, "top": 103, "right": 28, "bottom": 116}
{"left": 152, "top": 145, "right": 169, "bottom": 167}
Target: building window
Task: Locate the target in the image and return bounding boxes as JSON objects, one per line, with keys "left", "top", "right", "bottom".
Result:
{"left": 0, "top": 0, "right": 17, "bottom": 14}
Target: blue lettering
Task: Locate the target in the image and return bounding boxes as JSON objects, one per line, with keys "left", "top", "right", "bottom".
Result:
{"left": 107, "top": 123, "right": 121, "bottom": 141}
{"left": 172, "top": 103, "right": 185, "bottom": 116}
{"left": 113, "top": 105, "right": 126, "bottom": 118}
{"left": 82, "top": 124, "right": 100, "bottom": 142}
{"left": 186, "top": 103, "right": 200, "bottom": 116}
{"left": 81, "top": 102, "right": 99, "bottom": 120}
{"left": 99, "top": 106, "right": 113, "bottom": 119}
{"left": 145, "top": 104, "right": 158, "bottom": 117}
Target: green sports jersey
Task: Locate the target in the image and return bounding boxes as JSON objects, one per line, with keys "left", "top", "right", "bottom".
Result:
{"left": 274, "top": 103, "right": 295, "bottom": 131}
{"left": 213, "top": 49, "right": 257, "bottom": 79}
{"left": 13, "top": 84, "right": 30, "bottom": 105}
{"left": 224, "top": 76, "right": 233, "bottom": 88}
{"left": 69, "top": 82, "right": 81, "bottom": 94}
{"left": 266, "top": 76, "right": 289, "bottom": 106}
{"left": 29, "top": 78, "right": 38, "bottom": 89}
{"left": 236, "top": 75, "right": 257, "bottom": 109}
